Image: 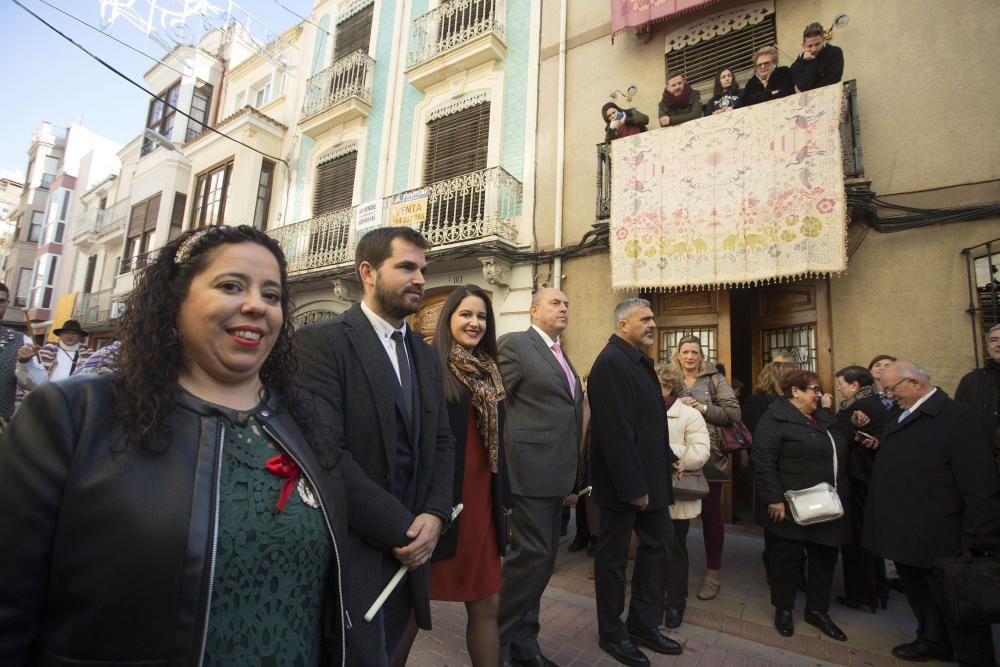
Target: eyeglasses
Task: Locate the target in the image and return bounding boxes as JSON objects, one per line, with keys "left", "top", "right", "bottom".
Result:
{"left": 882, "top": 378, "right": 912, "bottom": 394}
{"left": 756, "top": 61, "right": 775, "bottom": 69}
{"left": 806, "top": 385, "right": 823, "bottom": 393}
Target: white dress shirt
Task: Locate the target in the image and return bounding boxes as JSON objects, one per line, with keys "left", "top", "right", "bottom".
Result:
{"left": 360, "top": 300, "right": 409, "bottom": 383}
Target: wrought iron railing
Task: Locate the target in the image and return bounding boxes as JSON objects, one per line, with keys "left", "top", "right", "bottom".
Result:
{"left": 270, "top": 167, "right": 522, "bottom": 274}
{"left": 119, "top": 249, "right": 156, "bottom": 275}
{"left": 417, "top": 166, "right": 520, "bottom": 246}
{"left": 300, "top": 51, "right": 375, "bottom": 121}
{"left": 72, "top": 288, "right": 114, "bottom": 324}
{"left": 73, "top": 200, "right": 129, "bottom": 240}
{"left": 269, "top": 208, "right": 354, "bottom": 274}
{"left": 595, "top": 80, "right": 863, "bottom": 220}
{"left": 962, "top": 237, "right": 1000, "bottom": 366}
{"left": 407, "top": 0, "right": 505, "bottom": 69}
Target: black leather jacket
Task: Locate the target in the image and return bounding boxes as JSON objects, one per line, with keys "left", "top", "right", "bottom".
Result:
{"left": 0, "top": 375, "right": 348, "bottom": 667}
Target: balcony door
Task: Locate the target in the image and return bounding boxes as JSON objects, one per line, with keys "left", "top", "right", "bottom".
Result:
{"left": 424, "top": 101, "right": 490, "bottom": 233}
{"left": 311, "top": 149, "right": 357, "bottom": 258}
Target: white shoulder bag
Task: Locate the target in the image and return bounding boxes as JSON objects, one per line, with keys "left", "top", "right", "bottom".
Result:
{"left": 783, "top": 430, "right": 844, "bottom": 526}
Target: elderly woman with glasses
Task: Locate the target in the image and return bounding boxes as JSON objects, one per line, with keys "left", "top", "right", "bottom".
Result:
{"left": 752, "top": 370, "right": 849, "bottom": 643}
{"left": 738, "top": 45, "right": 796, "bottom": 108}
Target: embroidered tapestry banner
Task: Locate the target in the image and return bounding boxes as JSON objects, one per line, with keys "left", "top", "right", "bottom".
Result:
{"left": 611, "top": 0, "right": 718, "bottom": 41}
{"left": 609, "top": 84, "right": 847, "bottom": 290}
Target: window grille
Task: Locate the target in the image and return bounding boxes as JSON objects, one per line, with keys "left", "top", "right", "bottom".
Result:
{"left": 659, "top": 328, "right": 718, "bottom": 366}
{"left": 294, "top": 309, "right": 338, "bottom": 327}
{"left": 763, "top": 325, "right": 817, "bottom": 371}
{"left": 665, "top": 14, "right": 776, "bottom": 86}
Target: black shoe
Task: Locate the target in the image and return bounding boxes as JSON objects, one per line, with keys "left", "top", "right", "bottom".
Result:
{"left": 598, "top": 638, "right": 650, "bottom": 667}
{"left": 803, "top": 610, "right": 847, "bottom": 642}
{"left": 626, "top": 626, "right": 683, "bottom": 655}
{"left": 568, "top": 535, "right": 590, "bottom": 552}
{"left": 513, "top": 656, "right": 558, "bottom": 667}
{"left": 663, "top": 607, "right": 683, "bottom": 629}
{"left": 774, "top": 609, "right": 794, "bottom": 637}
{"left": 890, "top": 639, "right": 954, "bottom": 663}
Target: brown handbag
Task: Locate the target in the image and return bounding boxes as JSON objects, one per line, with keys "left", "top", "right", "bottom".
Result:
{"left": 672, "top": 443, "right": 710, "bottom": 501}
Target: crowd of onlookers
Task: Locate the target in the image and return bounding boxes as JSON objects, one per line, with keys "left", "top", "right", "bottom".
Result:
{"left": 602, "top": 22, "right": 846, "bottom": 142}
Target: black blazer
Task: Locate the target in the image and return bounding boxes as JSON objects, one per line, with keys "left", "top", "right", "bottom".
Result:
{"left": 295, "top": 303, "right": 455, "bottom": 636}
{"left": 751, "top": 398, "right": 849, "bottom": 547}
{"left": 863, "top": 389, "right": 1000, "bottom": 569}
{"left": 432, "top": 389, "right": 512, "bottom": 561}
{"left": 588, "top": 335, "right": 676, "bottom": 512}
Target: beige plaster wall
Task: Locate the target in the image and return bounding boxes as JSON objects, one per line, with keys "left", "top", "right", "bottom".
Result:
{"left": 830, "top": 217, "right": 1000, "bottom": 394}
{"left": 559, "top": 253, "right": 631, "bottom": 376}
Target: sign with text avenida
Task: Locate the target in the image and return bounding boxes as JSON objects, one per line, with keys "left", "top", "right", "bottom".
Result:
{"left": 389, "top": 188, "right": 429, "bottom": 229}
{"left": 355, "top": 200, "right": 381, "bottom": 240}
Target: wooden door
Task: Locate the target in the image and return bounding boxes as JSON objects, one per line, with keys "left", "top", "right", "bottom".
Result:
{"left": 752, "top": 279, "right": 832, "bottom": 390}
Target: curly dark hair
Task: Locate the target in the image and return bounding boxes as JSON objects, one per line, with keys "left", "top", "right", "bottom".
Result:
{"left": 115, "top": 225, "right": 298, "bottom": 453}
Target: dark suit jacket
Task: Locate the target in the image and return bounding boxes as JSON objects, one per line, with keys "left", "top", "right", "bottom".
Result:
{"left": 432, "top": 389, "right": 512, "bottom": 561}
{"left": 588, "top": 335, "right": 676, "bottom": 512}
{"left": 497, "top": 328, "right": 583, "bottom": 498}
{"left": 295, "top": 303, "right": 455, "bottom": 636}
{"left": 863, "top": 389, "right": 1000, "bottom": 569}
{"left": 738, "top": 67, "right": 796, "bottom": 108}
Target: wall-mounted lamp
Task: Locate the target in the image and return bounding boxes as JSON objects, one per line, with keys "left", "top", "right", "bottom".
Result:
{"left": 608, "top": 85, "right": 638, "bottom": 102}
{"left": 825, "top": 14, "right": 849, "bottom": 41}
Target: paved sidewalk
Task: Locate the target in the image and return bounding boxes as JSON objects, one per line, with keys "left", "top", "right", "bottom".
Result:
{"left": 407, "top": 519, "right": 997, "bottom": 666}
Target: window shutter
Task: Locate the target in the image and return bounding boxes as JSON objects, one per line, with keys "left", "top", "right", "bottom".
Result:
{"left": 665, "top": 14, "right": 777, "bottom": 86}
{"left": 127, "top": 200, "right": 147, "bottom": 239}
{"left": 143, "top": 193, "right": 161, "bottom": 233}
{"left": 313, "top": 151, "right": 358, "bottom": 216}
{"left": 82, "top": 255, "right": 97, "bottom": 294}
{"left": 424, "top": 102, "right": 490, "bottom": 184}
{"left": 170, "top": 192, "right": 186, "bottom": 237}
{"left": 334, "top": 4, "right": 374, "bottom": 62}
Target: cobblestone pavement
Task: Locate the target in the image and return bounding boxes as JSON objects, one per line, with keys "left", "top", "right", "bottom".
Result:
{"left": 406, "top": 520, "right": 996, "bottom": 666}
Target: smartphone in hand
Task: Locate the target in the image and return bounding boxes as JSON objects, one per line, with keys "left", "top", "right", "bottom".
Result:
{"left": 614, "top": 111, "right": 626, "bottom": 123}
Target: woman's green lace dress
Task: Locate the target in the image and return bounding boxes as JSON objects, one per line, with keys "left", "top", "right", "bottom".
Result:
{"left": 203, "top": 416, "right": 330, "bottom": 666}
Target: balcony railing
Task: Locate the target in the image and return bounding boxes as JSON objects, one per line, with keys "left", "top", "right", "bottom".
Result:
{"left": 270, "top": 166, "right": 522, "bottom": 274}
{"left": 300, "top": 51, "right": 375, "bottom": 121}
{"left": 269, "top": 208, "right": 354, "bottom": 274}
{"left": 72, "top": 288, "right": 114, "bottom": 324}
{"left": 119, "top": 249, "right": 156, "bottom": 275}
{"left": 595, "top": 80, "right": 863, "bottom": 220}
{"left": 407, "top": 0, "right": 505, "bottom": 69}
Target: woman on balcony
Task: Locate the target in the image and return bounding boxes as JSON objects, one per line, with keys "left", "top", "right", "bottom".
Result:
{"left": 601, "top": 101, "right": 649, "bottom": 142}
{"left": 738, "top": 46, "right": 795, "bottom": 108}
{"left": 704, "top": 67, "right": 742, "bottom": 116}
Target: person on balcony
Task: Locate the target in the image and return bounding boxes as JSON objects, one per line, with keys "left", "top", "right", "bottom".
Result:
{"left": 703, "top": 68, "right": 742, "bottom": 116}
{"left": 658, "top": 72, "right": 703, "bottom": 127}
{"left": 602, "top": 102, "right": 649, "bottom": 142}
{"left": 791, "top": 22, "right": 845, "bottom": 92}
{"left": 738, "top": 46, "right": 795, "bottom": 108}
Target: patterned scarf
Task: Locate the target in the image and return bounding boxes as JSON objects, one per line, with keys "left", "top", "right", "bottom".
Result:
{"left": 448, "top": 343, "right": 506, "bottom": 473}
{"left": 839, "top": 383, "right": 877, "bottom": 411}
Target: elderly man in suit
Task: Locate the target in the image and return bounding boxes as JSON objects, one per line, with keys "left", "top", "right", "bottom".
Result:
{"left": 295, "top": 227, "right": 455, "bottom": 667}
{"left": 589, "top": 298, "right": 682, "bottom": 667}
{"left": 497, "top": 287, "right": 583, "bottom": 667}
{"left": 863, "top": 361, "right": 1000, "bottom": 666}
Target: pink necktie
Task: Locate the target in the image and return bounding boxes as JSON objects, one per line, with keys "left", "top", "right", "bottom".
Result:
{"left": 551, "top": 343, "right": 576, "bottom": 399}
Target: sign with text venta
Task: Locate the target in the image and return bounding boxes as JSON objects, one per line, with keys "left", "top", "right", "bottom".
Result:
{"left": 389, "top": 188, "right": 429, "bottom": 229}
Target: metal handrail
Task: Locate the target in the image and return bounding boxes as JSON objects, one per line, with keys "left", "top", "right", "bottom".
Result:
{"left": 300, "top": 51, "right": 376, "bottom": 121}
{"left": 407, "top": 0, "right": 505, "bottom": 69}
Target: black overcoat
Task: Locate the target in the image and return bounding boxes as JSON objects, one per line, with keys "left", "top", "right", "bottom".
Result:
{"left": 863, "top": 389, "right": 1000, "bottom": 569}
{"left": 588, "top": 335, "right": 676, "bottom": 512}
{"left": 751, "top": 397, "right": 849, "bottom": 547}
{"left": 294, "top": 303, "right": 455, "bottom": 650}
{"left": 831, "top": 393, "right": 887, "bottom": 484}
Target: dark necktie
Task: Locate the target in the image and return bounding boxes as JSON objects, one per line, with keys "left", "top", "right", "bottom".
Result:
{"left": 391, "top": 331, "right": 413, "bottom": 418}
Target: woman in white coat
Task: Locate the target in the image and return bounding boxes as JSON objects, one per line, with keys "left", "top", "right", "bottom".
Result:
{"left": 657, "top": 366, "right": 711, "bottom": 629}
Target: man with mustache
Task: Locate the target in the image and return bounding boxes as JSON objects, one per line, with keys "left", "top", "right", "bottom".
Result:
{"left": 589, "top": 298, "right": 682, "bottom": 666}
{"left": 296, "top": 227, "right": 455, "bottom": 667}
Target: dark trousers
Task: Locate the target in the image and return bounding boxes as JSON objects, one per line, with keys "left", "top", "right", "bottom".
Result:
{"left": 352, "top": 551, "right": 415, "bottom": 667}
{"left": 499, "top": 495, "right": 563, "bottom": 661}
{"left": 595, "top": 505, "right": 672, "bottom": 642}
{"left": 575, "top": 496, "right": 591, "bottom": 541}
{"left": 767, "top": 534, "right": 837, "bottom": 612}
{"left": 664, "top": 519, "right": 690, "bottom": 611}
{"left": 702, "top": 482, "right": 725, "bottom": 570}
{"left": 840, "top": 480, "right": 887, "bottom": 607}
{"left": 896, "top": 562, "right": 997, "bottom": 667}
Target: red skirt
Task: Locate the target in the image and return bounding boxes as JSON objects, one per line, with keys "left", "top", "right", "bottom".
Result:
{"left": 429, "top": 407, "right": 501, "bottom": 601}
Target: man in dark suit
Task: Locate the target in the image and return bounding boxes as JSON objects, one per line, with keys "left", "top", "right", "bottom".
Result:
{"left": 589, "top": 298, "right": 682, "bottom": 667}
{"left": 863, "top": 361, "right": 1000, "bottom": 666}
{"left": 497, "top": 287, "right": 583, "bottom": 667}
{"left": 295, "top": 227, "right": 455, "bottom": 667}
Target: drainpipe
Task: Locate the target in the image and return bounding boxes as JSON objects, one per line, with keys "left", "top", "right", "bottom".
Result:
{"left": 551, "top": 0, "right": 567, "bottom": 289}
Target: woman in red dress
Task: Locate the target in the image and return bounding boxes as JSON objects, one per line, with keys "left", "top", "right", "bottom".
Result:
{"left": 428, "top": 285, "right": 511, "bottom": 666}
